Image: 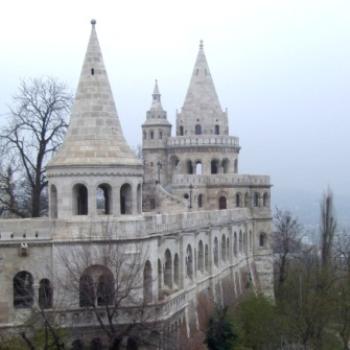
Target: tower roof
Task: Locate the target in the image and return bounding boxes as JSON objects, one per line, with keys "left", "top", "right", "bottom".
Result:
{"left": 48, "top": 20, "right": 140, "bottom": 168}
{"left": 181, "top": 40, "right": 223, "bottom": 117}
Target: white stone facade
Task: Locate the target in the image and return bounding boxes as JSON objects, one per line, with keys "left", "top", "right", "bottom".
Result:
{"left": 0, "top": 21, "right": 273, "bottom": 349}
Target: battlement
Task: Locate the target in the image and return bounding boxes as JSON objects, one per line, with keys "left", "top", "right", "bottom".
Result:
{"left": 167, "top": 135, "right": 240, "bottom": 149}
{"left": 172, "top": 174, "right": 270, "bottom": 187}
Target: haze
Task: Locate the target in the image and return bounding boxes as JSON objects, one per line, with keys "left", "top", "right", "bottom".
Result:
{"left": 1, "top": 0, "right": 349, "bottom": 222}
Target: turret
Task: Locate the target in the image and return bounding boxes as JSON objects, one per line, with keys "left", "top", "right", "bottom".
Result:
{"left": 142, "top": 80, "right": 171, "bottom": 185}
{"left": 46, "top": 20, "right": 143, "bottom": 220}
{"left": 176, "top": 40, "right": 228, "bottom": 136}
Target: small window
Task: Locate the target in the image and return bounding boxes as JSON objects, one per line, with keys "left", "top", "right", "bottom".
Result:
{"left": 198, "top": 194, "right": 203, "bottom": 208}
{"left": 195, "top": 124, "right": 202, "bottom": 135}
{"left": 91, "top": 68, "right": 94, "bottom": 75}
{"left": 150, "top": 131, "right": 154, "bottom": 139}
{"left": 215, "top": 125, "right": 220, "bottom": 135}
{"left": 179, "top": 126, "right": 184, "bottom": 136}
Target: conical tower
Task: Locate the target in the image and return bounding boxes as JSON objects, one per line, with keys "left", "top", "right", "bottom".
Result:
{"left": 176, "top": 40, "right": 228, "bottom": 136}
{"left": 47, "top": 20, "right": 143, "bottom": 220}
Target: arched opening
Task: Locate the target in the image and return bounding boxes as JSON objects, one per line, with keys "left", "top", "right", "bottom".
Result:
{"left": 143, "top": 261, "right": 152, "bottom": 304}
{"left": 213, "top": 237, "right": 219, "bottom": 267}
{"left": 205, "top": 244, "right": 209, "bottom": 272}
{"left": 50, "top": 184, "right": 58, "bottom": 218}
{"left": 221, "top": 235, "right": 226, "bottom": 262}
{"left": 195, "top": 161, "right": 202, "bottom": 175}
{"left": 174, "top": 254, "right": 180, "bottom": 286}
{"left": 226, "top": 237, "right": 230, "bottom": 260}
{"left": 164, "top": 249, "right": 172, "bottom": 289}
{"left": 195, "top": 124, "right": 202, "bottom": 135}
{"left": 239, "top": 231, "right": 243, "bottom": 253}
{"left": 234, "top": 232, "right": 237, "bottom": 257}
{"left": 137, "top": 184, "right": 142, "bottom": 214}
{"left": 244, "top": 192, "right": 250, "bottom": 207}
{"left": 179, "top": 126, "right": 184, "bottom": 136}
{"left": 39, "top": 278, "right": 53, "bottom": 309}
{"left": 211, "top": 159, "right": 219, "bottom": 174}
{"left": 263, "top": 192, "right": 269, "bottom": 207}
{"left": 259, "top": 233, "right": 267, "bottom": 248}
{"left": 13, "top": 271, "right": 34, "bottom": 308}
{"left": 254, "top": 192, "right": 260, "bottom": 207}
{"left": 219, "top": 196, "right": 227, "bottom": 210}
{"left": 79, "top": 266, "right": 114, "bottom": 307}
{"left": 170, "top": 155, "right": 180, "bottom": 172}
{"left": 96, "top": 184, "right": 112, "bottom": 215}
{"left": 198, "top": 241, "right": 204, "bottom": 272}
{"left": 120, "top": 184, "right": 132, "bottom": 214}
{"left": 197, "top": 194, "right": 203, "bottom": 208}
{"left": 214, "top": 125, "right": 220, "bottom": 135}
{"left": 235, "top": 193, "right": 242, "bottom": 207}
{"left": 234, "top": 158, "right": 238, "bottom": 173}
{"left": 222, "top": 159, "right": 229, "bottom": 174}
{"left": 150, "top": 130, "right": 154, "bottom": 139}
{"left": 186, "top": 160, "right": 194, "bottom": 174}
{"left": 186, "top": 245, "right": 193, "bottom": 279}
{"left": 157, "top": 259, "right": 162, "bottom": 300}
{"left": 73, "top": 184, "right": 88, "bottom": 215}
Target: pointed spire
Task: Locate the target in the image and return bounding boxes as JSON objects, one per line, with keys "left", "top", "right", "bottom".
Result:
{"left": 48, "top": 20, "right": 140, "bottom": 167}
{"left": 151, "top": 79, "right": 162, "bottom": 109}
{"left": 181, "top": 40, "right": 222, "bottom": 117}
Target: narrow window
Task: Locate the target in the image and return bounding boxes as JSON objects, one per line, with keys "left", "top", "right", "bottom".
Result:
{"left": 195, "top": 124, "right": 202, "bottom": 135}
{"left": 219, "top": 196, "right": 227, "bottom": 210}
{"left": 211, "top": 159, "right": 219, "bottom": 174}
{"left": 150, "top": 130, "right": 154, "bottom": 139}
{"left": 143, "top": 261, "right": 152, "bottom": 304}
{"left": 120, "top": 184, "right": 132, "bottom": 214}
{"left": 215, "top": 125, "right": 220, "bottom": 135}
{"left": 39, "top": 279, "right": 53, "bottom": 309}
{"left": 198, "top": 194, "right": 203, "bottom": 208}
{"left": 179, "top": 126, "right": 184, "bottom": 136}
{"left": 91, "top": 68, "right": 94, "bottom": 75}
{"left": 164, "top": 249, "right": 172, "bottom": 289}
{"left": 96, "top": 184, "right": 111, "bottom": 215}
{"left": 73, "top": 184, "right": 88, "bottom": 215}
{"left": 50, "top": 184, "right": 58, "bottom": 218}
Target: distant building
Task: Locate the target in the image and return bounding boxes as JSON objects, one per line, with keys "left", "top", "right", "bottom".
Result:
{"left": 0, "top": 20, "right": 273, "bottom": 349}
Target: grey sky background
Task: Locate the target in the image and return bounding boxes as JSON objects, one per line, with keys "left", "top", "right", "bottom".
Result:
{"left": 1, "top": 0, "right": 349, "bottom": 221}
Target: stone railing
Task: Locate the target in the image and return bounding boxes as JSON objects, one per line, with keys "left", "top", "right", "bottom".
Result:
{"left": 172, "top": 174, "right": 270, "bottom": 187}
{"left": 167, "top": 135, "right": 240, "bottom": 148}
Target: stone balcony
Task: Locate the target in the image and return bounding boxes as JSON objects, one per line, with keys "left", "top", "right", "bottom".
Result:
{"left": 167, "top": 135, "right": 240, "bottom": 149}
{"left": 171, "top": 174, "right": 271, "bottom": 187}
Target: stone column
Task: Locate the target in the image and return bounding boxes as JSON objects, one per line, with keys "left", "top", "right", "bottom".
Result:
{"left": 113, "top": 185, "right": 120, "bottom": 215}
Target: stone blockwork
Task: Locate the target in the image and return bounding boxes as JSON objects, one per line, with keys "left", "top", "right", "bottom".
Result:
{"left": 0, "top": 20, "right": 274, "bottom": 349}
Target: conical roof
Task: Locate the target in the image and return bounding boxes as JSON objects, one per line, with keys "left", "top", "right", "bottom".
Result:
{"left": 181, "top": 40, "right": 223, "bottom": 117}
{"left": 48, "top": 20, "right": 140, "bottom": 167}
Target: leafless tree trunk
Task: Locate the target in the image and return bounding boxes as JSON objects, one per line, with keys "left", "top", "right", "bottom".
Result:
{"left": 0, "top": 77, "right": 72, "bottom": 217}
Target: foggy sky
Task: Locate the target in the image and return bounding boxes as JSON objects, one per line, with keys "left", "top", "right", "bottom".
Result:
{"left": 1, "top": 0, "right": 349, "bottom": 201}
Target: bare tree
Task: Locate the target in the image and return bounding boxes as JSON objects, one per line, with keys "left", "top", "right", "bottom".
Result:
{"left": 273, "top": 208, "right": 303, "bottom": 292}
{"left": 0, "top": 77, "right": 72, "bottom": 217}
{"left": 320, "top": 189, "right": 337, "bottom": 269}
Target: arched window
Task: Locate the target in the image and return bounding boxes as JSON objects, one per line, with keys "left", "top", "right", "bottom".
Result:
{"left": 213, "top": 237, "right": 219, "bottom": 267}
{"left": 73, "top": 184, "right": 88, "bottom": 215}
{"left": 164, "top": 249, "right": 172, "bottom": 289}
{"left": 157, "top": 259, "right": 162, "bottom": 299}
{"left": 150, "top": 130, "right": 154, "bottom": 139}
{"left": 263, "top": 192, "right": 269, "bottom": 207}
{"left": 13, "top": 271, "right": 34, "bottom": 308}
{"left": 174, "top": 254, "right": 180, "bottom": 286}
{"left": 215, "top": 125, "right": 220, "bottom": 135}
{"left": 198, "top": 241, "right": 204, "bottom": 272}
{"left": 234, "top": 158, "right": 238, "bottom": 173}
{"left": 259, "top": 233, "right": 267, "bottom": 248}
{"left": 211, "top": 159, "right": 219, "bottom": 174}
{"left": 244, "top": 192, "right": 250, "bottom": 207}
{"left": 120, "top": 184, "right": 132, "bottom": 214}
{"left": 221, "top": 235, "right": 226, "bottom": 262}
{"left": 50, "top": 184, "right": 58, "bottom": 218}
{"left": 219, "top": 196, "right": 227, "bottom": 210}
{"left": 187, "top": 160, "right": 193, "bottom": 174}
{"left": 179, "top": 126, "right": 184, "bottom": 136}
{"left": 233, "top": 232, "right": 237, "bottom": 257}
{"left": 222, "top": 159, "right": 229, "bottom": 174}
{"left": 186, "top": 245, "right": 193, "bottom": 279}
{"left": 137, "top": 184, "right": 142, "bottom": 214}
{"left": 79, "top": 266, "right": 114, "bottom": 307}
{"left": 39, "top": 278, "right": 53, "bottom": 309}
{"left": 197, "top": 194, "right": 203, "bottom": 208}
{"left": 254, "top": 192, "right": 260, "bottom": 207}
{"left": 143, "top": 261, "right": 152, "bottom": 304}
{"left": 226, "top": 237, "right": 230, "bottom": 260}
{"left": 195, "top": 161, "right": 202, "bottom": 175}
{"left": 205, "top": 244, "right": 209, "bottom": 272}
{"left": 235, "top": 193, "right": 242, "bottom": 207}
{"left": 96, "top": 184, "right": 111, "bottom": 215}
{"left": 195, "top": 124, "right": 202, "bottom": 135}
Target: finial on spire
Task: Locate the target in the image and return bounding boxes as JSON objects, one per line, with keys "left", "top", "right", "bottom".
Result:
{"left": 91, "top": 19, "right": 96, "bottom": 27}
{"left": 153, "top": 79, "right": 160, "bottom": 95}
{"left": 199, "top": 40, "right": 204, "bottom": 50}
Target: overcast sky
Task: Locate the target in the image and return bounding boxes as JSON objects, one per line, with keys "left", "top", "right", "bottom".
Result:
{"left": 1, "top": 0, "right": 349, "bottom": 201}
